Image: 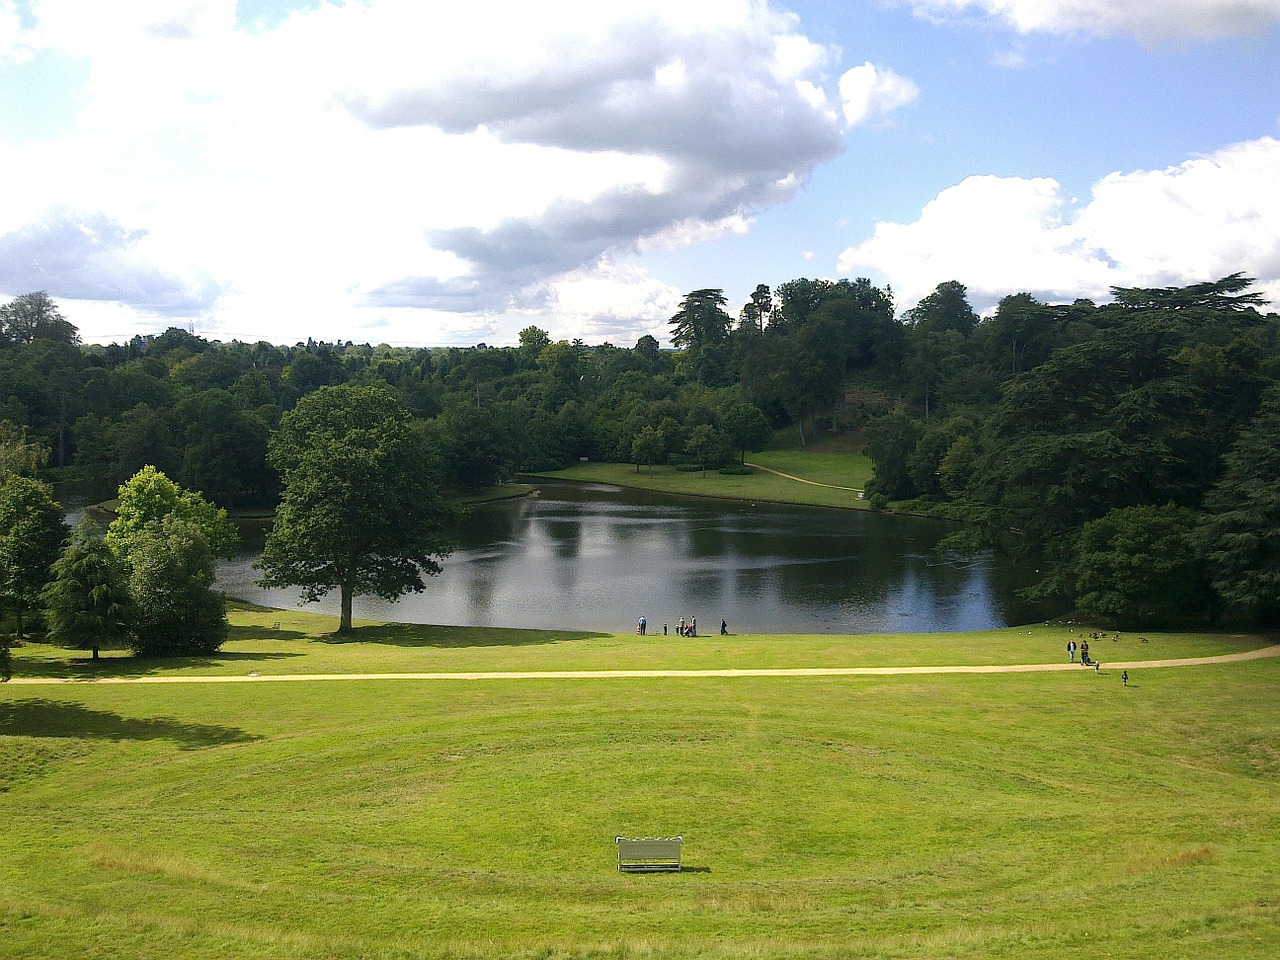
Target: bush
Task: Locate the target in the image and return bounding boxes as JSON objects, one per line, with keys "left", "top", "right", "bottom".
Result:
{"left": 675, "top": 464, "right": 703, "bottom": 473}
{"left": 718, "top": 465, "right": 753, "bottom": 476}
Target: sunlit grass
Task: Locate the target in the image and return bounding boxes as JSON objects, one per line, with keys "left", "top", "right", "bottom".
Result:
{"left": 6, "top": 602, "right": 1272, "bottom": 680}
{"left": 532, "top": 460, "right": 867, "bottom": 509}
{"left": 3, "top": 609, "right": 1278, "bottom": 959}
{"left": 747, "top": 449, "right": 872, "bottom": 490}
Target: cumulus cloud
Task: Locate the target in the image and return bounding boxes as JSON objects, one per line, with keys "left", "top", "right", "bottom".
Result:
{"left": 902, "top": 0, "right": 1280, "bottom": 41}
{"left": 837, "top": 136, "right": 1280, "bottom": 312}
{"left": 839, "top": 63, "right": 920, "bottom": 126}
{"left": 0, "top": 0, "right": 864, "bottom": 342}
{"left": 345, "top": 3, "right": 846, "bottom": 312}
{"left": 0, "top": 209, "right": 220, "bottom": 313}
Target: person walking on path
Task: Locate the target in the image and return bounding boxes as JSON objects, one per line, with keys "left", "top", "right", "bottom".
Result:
{"left": 1067, "top": 639, "right": 1077, "bottom": 663}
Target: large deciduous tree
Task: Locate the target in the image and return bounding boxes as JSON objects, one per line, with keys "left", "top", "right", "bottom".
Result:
{"left": 128, "top": 516, "right": 227, "bottom": 656}
{"left": 106, "top": 465, "right": 239, "bottom": 563}
{"left": 720, "top": 402, "right": 771, "bottom": 464}
{"left": 257, "top": 384, "right": 458, "bottom": 634}
{"left": 0, "top": 291, "right": 80, "bottom": 347}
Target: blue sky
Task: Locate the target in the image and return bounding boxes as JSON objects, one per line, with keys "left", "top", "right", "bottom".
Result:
{"left": 1, "top": 0, "right": 1277, "bottom": 347}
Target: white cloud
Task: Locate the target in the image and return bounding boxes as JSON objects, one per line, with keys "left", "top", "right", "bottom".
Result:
{"left": 0, "top": 1, "right": 27, "bottom": 62}
{"left": 903, "top": 0, "right": 1280, "bottom": 41}
{"left": 837, "top": 136, "right": 1280, "bottom": 312}
{"left": 546, "top": 259, "right": 684, "bottom": 344}
{"left": 839, "top": 62, "right": 920, "bottom": 127}
{"left": 0, "top": 0, "right": 850, "bottom": 345}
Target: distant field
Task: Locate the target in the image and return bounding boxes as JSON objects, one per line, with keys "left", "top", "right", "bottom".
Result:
{"left": 747, "top": 449, "right": 873, "bottom": 490}
{"left": 532, "top": 457, "right": 868, "bottom": 509}
{"left": 3, "top": 607, "right": 1278, "bottom": 959}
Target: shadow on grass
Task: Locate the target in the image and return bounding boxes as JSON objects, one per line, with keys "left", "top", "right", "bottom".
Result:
{"left": 318, "top": 622, "right": 610, "bottom": 649}
{"left": 0, "top": 699, "right": 258, "bottom": 750}
{"left": 14, "top": 647, "right": 305, "bottom": 680}
{"left": 226, "top": 625, "right": 311, "bottom": 642}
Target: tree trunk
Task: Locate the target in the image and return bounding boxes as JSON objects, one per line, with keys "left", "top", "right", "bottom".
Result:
{"left": 339, "top": 580, "right": 354, "bottom": 634}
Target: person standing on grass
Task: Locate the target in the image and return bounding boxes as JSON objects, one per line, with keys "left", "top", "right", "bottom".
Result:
{"left": 1067, "top": 639, "right": 1077, "bottom": 663}
{"left": 638, "top": 615, "right": 647, "bottom": 636}
{"left": 720, "top": 618, "right": 728, "bottom": 635}
{"left": 678, "top": 615, "right": 685, "bottom": 637}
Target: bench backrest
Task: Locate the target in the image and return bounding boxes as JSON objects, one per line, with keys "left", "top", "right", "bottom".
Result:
{"left": 615, "top": 836, "right": 682, "bottom": 871}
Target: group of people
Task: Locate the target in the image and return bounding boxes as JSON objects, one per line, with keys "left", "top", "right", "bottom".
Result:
{"left": 1066, "top": 638, "right": 1096, "bottom": 664}
{"left": 637, "top": 615, "right": 730, "bottom": 637}
{"left": 1066, "top": 638, "right": 1100, "bottom": 671}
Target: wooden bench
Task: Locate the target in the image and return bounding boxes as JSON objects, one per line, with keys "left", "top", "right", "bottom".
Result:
{"left": 615, "top": 836, "right": 683, "bottom": 873}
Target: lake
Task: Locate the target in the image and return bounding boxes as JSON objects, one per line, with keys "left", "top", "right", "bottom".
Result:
{"left": 216, "top": 481, "right": 1055, "bottom": 634}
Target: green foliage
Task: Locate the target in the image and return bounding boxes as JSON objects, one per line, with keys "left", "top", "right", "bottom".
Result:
{"left": 0, "top": 290, "right": 80, "bottom": 347}
{"left": 106, "top": 465, "right": 239, "bottom": 562}
{"left": 720, "top": 402, "right": 771, "bottom": 464}
{"left": 863, "top": 409, "right": 924, "bottom": 500}
{"left": 669, "top": 288, "right": 732, "bottom": 386}
{"left": 0, "top": 474, "right": 66, "bottom": 639}
{"left": 1197, "top": 385, "right": 1280, "bottom": 622}
{"left": 437, "top": 401, "right": 516, "bottom": 489}
{"left": 630, "top": 424, "right": 665, "bottom": 473}
{"left": 684, "top": 423, "right": 726, "bottom": 474}
{"left": 904, "top": 279, "right": 977, "bottom": 337}
{"left": 259, "top": 384, "right": 459, "bottom": 633}
{"left": 0, "top": 420, "right": 50, "bottom": 481}
{"left": 717, "top": 465, "right": 752, "bottom": 476}
{"left": 127, "top": 516, "right": 227, "bottom": 656}
{"left": 43, "top": 518, "right": 134, "bottom": 656}
{"left": 1072, "top": 503, "right": 1212, "bottom": 625}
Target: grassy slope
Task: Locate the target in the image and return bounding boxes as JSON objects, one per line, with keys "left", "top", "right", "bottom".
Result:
{"left": 532, "top": 460, "right": 868, "bottom": 510}
{"left": 531, "top": 431, "right": 871, "bottom": 508}
{"left": 3, "top": 608, "right": 1278, "bottom": 959}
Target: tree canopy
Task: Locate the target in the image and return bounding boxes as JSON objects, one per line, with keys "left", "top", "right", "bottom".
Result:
{"left": 0, "top": 474, "right": 66, "bottom": 641}
{"left": 257, "top": 384, "right": 459, "bottom": 633}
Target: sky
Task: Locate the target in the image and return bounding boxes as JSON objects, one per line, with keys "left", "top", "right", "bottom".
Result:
{"left": 1, "top": 0, "right": 1278, "bottom": 349}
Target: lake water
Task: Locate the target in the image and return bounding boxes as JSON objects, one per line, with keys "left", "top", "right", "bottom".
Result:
{"left": 216, "top": 481, "right": 1054, "bottom": 634}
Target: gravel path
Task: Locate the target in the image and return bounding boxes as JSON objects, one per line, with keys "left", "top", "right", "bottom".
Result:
{"left": 7, "top": 643, "right": 1278, "bottom": 685}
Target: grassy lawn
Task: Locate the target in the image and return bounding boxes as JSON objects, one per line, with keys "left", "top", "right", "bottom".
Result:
{"left": 532, "top": 460, "right": 867, "bottom": 510}
{"left": 5, "top": 603, "right": 1275, "bottom": 679}
{"left": 747, "top": 449, "right": 873, "bottom": 491}
{"left": 3, "top": 609, "right": 1278, "bottom": 958}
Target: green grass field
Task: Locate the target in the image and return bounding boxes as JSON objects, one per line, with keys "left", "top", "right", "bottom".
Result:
{"left": 532, "top": 454, "right": 869, "bottom": 510}
{"left": 3, "top": 607, "right": 1278, "bottom": 959}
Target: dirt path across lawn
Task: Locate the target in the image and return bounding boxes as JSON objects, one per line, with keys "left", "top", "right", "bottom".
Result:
{"left": 744, "top": 462, "right": 864, "bottom": 494}
{"left": 6, "top": 644, "right": 1278, "bottom": 685}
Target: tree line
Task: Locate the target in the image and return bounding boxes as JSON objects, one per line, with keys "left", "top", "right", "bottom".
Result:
{"left": 3, "top": 271, "right": 1279, "bottom": 656}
